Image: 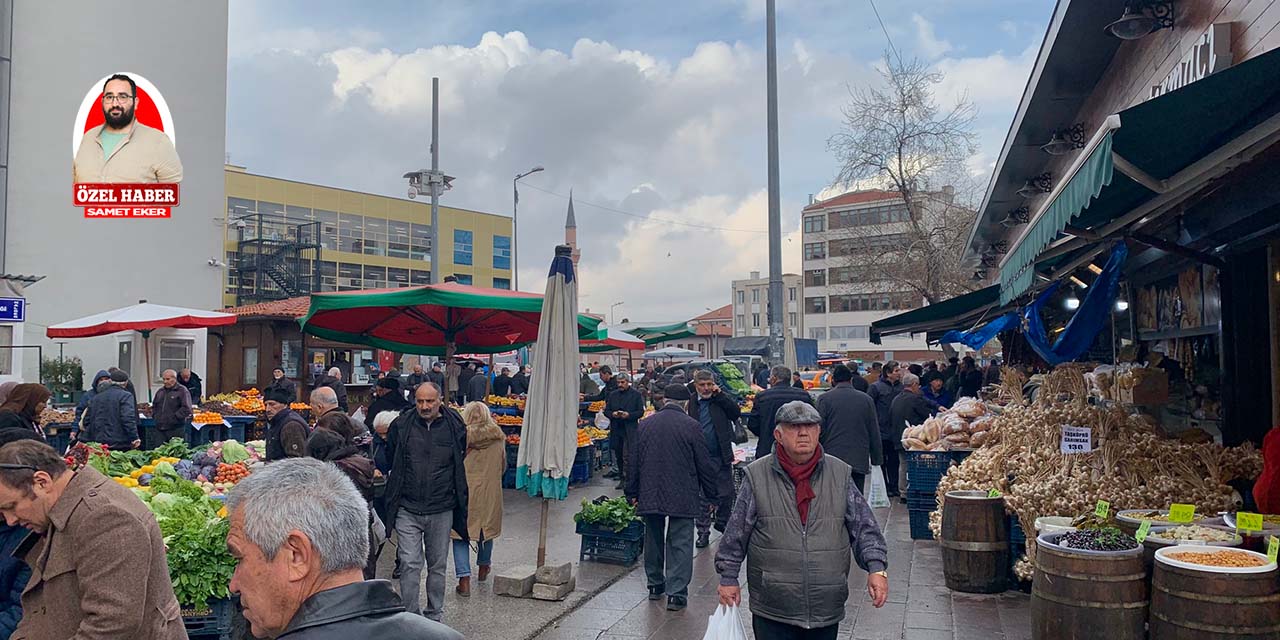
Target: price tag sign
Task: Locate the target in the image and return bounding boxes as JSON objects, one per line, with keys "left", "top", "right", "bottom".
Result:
{"left": 1095, "top": 500, "right": 1110, "bottom": 519}
{"left": 1060, "top": 425, "right": 1093, "bottom": 454}
{"left": 1168, "top": 504, "right": 1196, "bottom": 523}
{"left": 988, "top": 488, "right": 1001, "bottom": 498}
{"left": 1268, "top": 536, "right": 1279, "bottom": 564}
{"left": 1237, "top": 512, "right": 1264, "bottom": 532}
{"left": 1135, "top": 520, "right": 1152, "bottom": 543}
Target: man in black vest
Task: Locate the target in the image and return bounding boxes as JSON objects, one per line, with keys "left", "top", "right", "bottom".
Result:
{"left": 263, "top": 387, "right": 309, "bottom": 461}
{"left": 687, "top": 370, "right": 740, "bottom": 548}
{"left": 716, "top": 401, "right": 888, "bottom": 639}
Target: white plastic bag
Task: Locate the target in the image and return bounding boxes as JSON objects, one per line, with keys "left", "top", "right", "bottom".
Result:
{"left": 701, "top": 604, "right": 747, "bottom": 640}
{"left": 595, "top": 411, "right": 611, "bottom": 429}
{"left": 867, "top": 464, "right": 891, "bottom": 509}
{"left": 351, "top": 406, "right": 367, "bottom": 424}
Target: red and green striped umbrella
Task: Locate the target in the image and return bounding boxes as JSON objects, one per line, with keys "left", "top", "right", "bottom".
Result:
{"left": 299, "top": 281, "right": 604, "bottom": 356}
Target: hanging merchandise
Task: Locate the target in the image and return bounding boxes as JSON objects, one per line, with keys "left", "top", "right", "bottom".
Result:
{"left": 942, "top": 312, "right": 1021, "bottom": 350}
{"left": 1023, "top": 243, "right": 1128, "bottom": 365}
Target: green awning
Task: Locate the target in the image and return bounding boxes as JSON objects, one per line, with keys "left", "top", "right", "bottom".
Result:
{"left": 870, "top": 285, "right": 1000, "bottom": 344}
{"left": 615, "top": 320, "right": 696, "bottom": 345}
{"left": 999, "top": 47, "right": 1280, "bottom": 304}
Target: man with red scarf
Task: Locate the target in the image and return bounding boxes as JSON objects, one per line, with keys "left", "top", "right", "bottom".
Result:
{"left": 715, "top": 401, "right": 888, "bottom": 639}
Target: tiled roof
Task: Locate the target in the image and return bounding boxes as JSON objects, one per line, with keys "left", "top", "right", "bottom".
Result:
{"left": 693, "top": 304, "right": 732, "bottom": 321}
{"left": 221, "top": 296, "right": 311, "bottom": 319}
{"left": 802, "top": 189, "right": 900, "bottom": 212}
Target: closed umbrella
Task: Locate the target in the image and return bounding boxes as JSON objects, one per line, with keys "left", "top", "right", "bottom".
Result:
{"left": 517, "top": 245, "right": 580, "bottom": 567}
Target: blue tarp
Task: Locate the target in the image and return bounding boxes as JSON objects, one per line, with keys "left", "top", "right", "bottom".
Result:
{"left": 941, "top": 312, "right": 1021, "bottom": 350}
{"left": 1023, "top": 243, "right": 1128, "bottom": 365}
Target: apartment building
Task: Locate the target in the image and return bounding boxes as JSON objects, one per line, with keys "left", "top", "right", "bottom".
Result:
{"left": 731, "top": 272, "right": 803, "bottom": 338}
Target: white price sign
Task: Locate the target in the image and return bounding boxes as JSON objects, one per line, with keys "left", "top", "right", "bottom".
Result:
{"left": 1061, "top": 425, "right": 1093, "bottom": 454}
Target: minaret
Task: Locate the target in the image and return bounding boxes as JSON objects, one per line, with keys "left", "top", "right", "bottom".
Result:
{"left": 565, "top": 190, "right": 581, "bottom": 275}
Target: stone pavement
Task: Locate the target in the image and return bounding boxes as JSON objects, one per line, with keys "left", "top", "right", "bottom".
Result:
{"left": 531, "top": 499, "right": 1033, "bottom": 640}
{"left": 375, "top": 469, "right": 636, "bottom": 639}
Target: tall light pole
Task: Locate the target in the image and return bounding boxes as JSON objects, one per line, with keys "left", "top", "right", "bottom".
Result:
{"left": 403, "top": 77, "right": 453, "bottom": 285}
{"left": 765, "top": 0, "right": 784, "bottom": 364}
{"left": 512, "top": 166, "right": 545, "bottom": 292}
{"left": 610, "top": 301, "right": 624, "bottom": 325}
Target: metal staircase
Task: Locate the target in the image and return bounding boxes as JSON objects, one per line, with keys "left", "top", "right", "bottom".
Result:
{"left": 233, "top": 215, "right": 321, "bottom": 305}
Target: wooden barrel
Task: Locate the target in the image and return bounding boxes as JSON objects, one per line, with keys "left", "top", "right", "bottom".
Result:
{"left": 1031, "top": 533, "right": 1147, "bottom": 640}
{"left": 940, "top": 490, "right": 1008, "bottom": 593}
{"left": 1141, "top": 526, "right": 1241, "bottom": 575}
{"left": 1150, "top": 547, "right": 1280, "bottom": 639}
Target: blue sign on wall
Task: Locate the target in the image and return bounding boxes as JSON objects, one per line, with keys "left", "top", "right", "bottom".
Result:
{"left": 0, "top": 298, "right": 26, "bottom": 322}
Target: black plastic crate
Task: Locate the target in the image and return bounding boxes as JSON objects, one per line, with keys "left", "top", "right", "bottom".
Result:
{"left": 574, "top": 443, "right": 594, "bottom": 465}
{"left": 182, "top": 598, "right": 234, "bottom": 640}
{"left": 908, "top": 508, "right": 934, "bottom": 540}
{"left": 506, "top": 444, "right": 519, "bottom": 467}
{"left": 577, "top": 520, "right": 644, "bottom": 565}
{"left": 502, "top": 468, "right": 517, "bottom": 489}
{"left": 1008, "top": 516, "right": 1026, "bottom": 545}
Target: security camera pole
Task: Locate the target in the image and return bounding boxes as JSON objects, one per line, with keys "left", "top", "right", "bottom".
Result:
{"left": 403, "top": 77, "right": 449, "bottom": 285}
{"left": 765, "top": 0, "right": 784, "bottom": 364}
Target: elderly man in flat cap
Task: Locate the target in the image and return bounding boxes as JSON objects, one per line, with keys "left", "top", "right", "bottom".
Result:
{"left": 626, "top": 383, "right": 720, "bottom": 612}
{"left": 716, "top": 400, "right": 890, "bottom": 640}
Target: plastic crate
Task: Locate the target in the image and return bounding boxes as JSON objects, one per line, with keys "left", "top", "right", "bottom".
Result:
{"left": 182, "top": 598, "right": 234, "bottom": 640}
{"left": 908, "top": 508, "right": 934, "bottom": 540}
{"left": 570, "top": 460, "right": 591, "bottom": 485}
{"left": 506, "top": 444, "right": 519, "bottom": 467}
{"left": 1008, "top": 516, "right": 1026, "bottom": 545}
{"left": 905, "top": 451, "right": 952, "bottom": 495}
{"left": 950, "top": 449, "right": 974, "bottom": 465}
{"left": 44, "top": 423, "right": 75, "bottom": 455}
{"left": 574, "top": 444, "right": 594, "bottom": 465}
{"left": 502, "top": 468, "right": 517, "bottom": 489}
{"left": 185, "top": 421, "right": 247, "bottom": 447}
{"left": 905, "top": 491, "right": 937, "bottom": 511}
{"left": 577, "top": 520, "right": 644, "bottom": 565}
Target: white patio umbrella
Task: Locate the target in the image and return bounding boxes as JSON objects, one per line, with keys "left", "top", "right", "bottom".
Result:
{"left": 642, "top": 346, "right": 702, "bottom": 360}
{"left": 516, "top": 245, "right": 581, "bottom": 567}
{"left": 46, "top": 299, "right": 236, "bottom": 400}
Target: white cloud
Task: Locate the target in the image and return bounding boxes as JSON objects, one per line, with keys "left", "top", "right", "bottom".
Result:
{"left": 912, "top": 13, "right": 954, "bottom": 59}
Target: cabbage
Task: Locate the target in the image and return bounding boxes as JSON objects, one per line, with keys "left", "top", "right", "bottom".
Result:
{"left": 220, "top": 440, "right": 250, "bottom": 465}
{"left": 148, "top": 492, "right": 181, "bottom": 514}
{"left": 130, "top": 487, "right": 152, "bottom": 502}
{"left": 153, "top": 461, "right": 178, "bottom": 480}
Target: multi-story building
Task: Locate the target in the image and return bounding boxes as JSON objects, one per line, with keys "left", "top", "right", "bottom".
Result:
{"left": 800, "top": 189, "right": 938, "bottom": 361}
{"left": 651, "top": 304, "right": 732, "bottom": 359}
{"left": 223, "top": 165, "right": 513, "bottom": 307}
{"left": 731, "top": 272, "right": 803, "bottom": 339}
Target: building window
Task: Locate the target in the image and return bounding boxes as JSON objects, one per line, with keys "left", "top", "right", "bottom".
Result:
{"left": 788, "top": 287, "right": 797, "bottom": 301}
{"left": 828, "top": 204, "right": 911, "bottom": 230}
{"left": 493, "top": 235, "right": 511, "bottom": 270}
{"left": 493, "top": 277, "right": 511, "bottom": 290}
{"left": 828, "top": 293, "right": 917, "bottom": 312}
{"left": 410, "top": 223, "right": 432, "bottom": 262}
{"left": 455, "top": 274, "right": 473, "bottom": 285}
{"left": 338, "top": 213, "right": 363, "bottom": 253}
{"left": 789, "top": 312, "right": 797, "bottom": 327}
{"left": 803, "top": 215, "right": 826, "bottom": 233}
{"left": 805, "top": 269, "right": 826, "bottom": 287}
{"left": 751, "top": 288, "right": 759, "bottom": 303}
{"left": 363, "top": 265, "right": 386, "bottom": 289}
{"left": 338, "top": 263, "right": 362, "bottom": 290}
{"left": 752, "top": 313, "right": 760, "bottom": 327}
{"left": 805, "top": 296, "right": 826, "bottom": 314}
{"left": 388, "top": 220, "right": 411, "bottom": 259}
{"left": 736, "top": 314, "right": 745, "bottom": 329}
{"left": 388, "top": 267, "right": 410, "bottom": 287}
{"left": 454, "top": 229, "right": 473, "bottom": 266}
{"left": 159, "top": 339, "right": 193, "bottom": 375}
{"left": 829, "top": 326, "right": 871, "bottom": 340}
{"left": 410, "top": 270, "right": 431, "bottom": 285}
{"left": 736, "top": 290, "right": 745, "bottom": 304}
{"left": 243, "top": 347, "right": 259, "bottom": 385}
{"left": 803, "top": 242, "right": 826, "bottom": 260}
{"left": 363, "top": 217, "right": 387, "bottom": 256}
{"left": 808, "top": 327, "right": 826, "bottom": 341}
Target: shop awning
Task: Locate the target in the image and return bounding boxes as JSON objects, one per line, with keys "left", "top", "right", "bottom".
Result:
{"left": 870, "top": 285, "right": 1000, "bottom": 344}
{"left": 614, "top": 320, "right": 696, "bottom": 345}
{"left": 999, "top": 47, "right": 1280, "bottom": 304}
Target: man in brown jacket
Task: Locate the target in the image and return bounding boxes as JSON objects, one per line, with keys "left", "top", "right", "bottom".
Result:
{"left": 0, "top": 440, "right": 186, "bottom": 639}
{"left": 73, "top": 74, "right": 183, "bottom": 184}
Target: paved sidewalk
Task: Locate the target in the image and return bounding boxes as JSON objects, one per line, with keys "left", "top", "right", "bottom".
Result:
{"left": 376, "top": 470, "right": 635, "bottom": 639}
{"left": 532, "top": 500, "right": 1032, "bottom": 639}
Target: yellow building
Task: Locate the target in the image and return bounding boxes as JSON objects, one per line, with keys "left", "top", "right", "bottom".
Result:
{"left": 223, "top": 165, "right": 513, "bottom": 307}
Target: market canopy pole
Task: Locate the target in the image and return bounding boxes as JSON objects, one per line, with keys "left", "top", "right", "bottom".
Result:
{"left": 516, "top": 245, "right": 580, "bottom": 568}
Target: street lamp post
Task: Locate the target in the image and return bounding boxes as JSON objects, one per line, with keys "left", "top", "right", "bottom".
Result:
{"left": 610, "top": 301, "right": 624, "bottom": 325}
{"left": 512, "top": 166, "right": 545, "bottom": 291}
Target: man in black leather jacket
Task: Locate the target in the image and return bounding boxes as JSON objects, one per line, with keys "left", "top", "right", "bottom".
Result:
{"left": 226, "top": 458, "right": 462, "bottom": 640}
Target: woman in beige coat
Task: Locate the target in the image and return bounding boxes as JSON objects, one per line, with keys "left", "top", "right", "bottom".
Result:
{"left": 452, "top": 401, "right": 507, "bottom": 596}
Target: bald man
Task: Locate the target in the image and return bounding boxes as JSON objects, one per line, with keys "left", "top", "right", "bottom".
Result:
{"left": 152, "top": 369, "right": 192, "bottom": 445}
{"left": 318, "top": 366, "right": 349, "bottom": 412}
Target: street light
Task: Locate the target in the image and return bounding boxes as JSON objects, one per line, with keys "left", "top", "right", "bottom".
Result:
{"left": 610, "top": 301, "right": 624, "bottom": 325}
{"left": 513, "top": 166, "right": 545, "bottom": 291}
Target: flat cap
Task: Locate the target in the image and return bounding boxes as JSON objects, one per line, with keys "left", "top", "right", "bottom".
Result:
{"left": 775, "top": 400, "right": 820, "bottom": 425}
{"left": 663, "top": 384, "right": 691, "bottom": 401}
{"left": 110, "top": 370, "right": 129, "bottom": 383}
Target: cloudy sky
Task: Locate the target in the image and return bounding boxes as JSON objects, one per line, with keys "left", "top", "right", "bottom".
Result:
{"left": 227, "top": 0, "right": 1054, "bottom": 323}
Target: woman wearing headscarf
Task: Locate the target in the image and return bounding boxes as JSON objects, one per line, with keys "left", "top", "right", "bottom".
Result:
{"left": 0, "top": 381, "right": 18, "bottom": 406}
{"left": 0, "top": 383, "right": 50, "bottom": 441}
{"left": 450, "top": 401, "right": 507, "bottom": 597}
